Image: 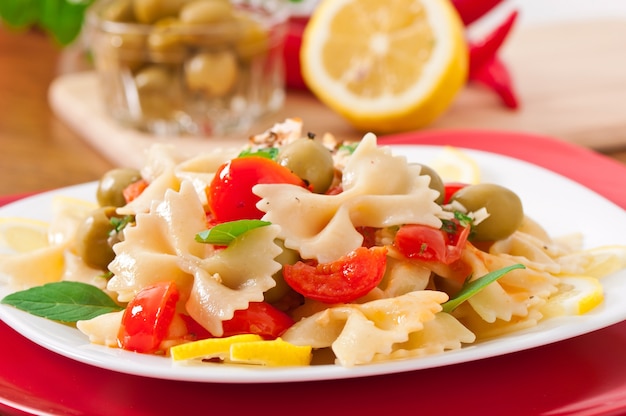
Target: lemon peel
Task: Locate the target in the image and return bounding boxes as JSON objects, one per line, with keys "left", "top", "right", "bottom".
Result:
{"left": 300, "top": 0, "right": 467, "bottom": 134}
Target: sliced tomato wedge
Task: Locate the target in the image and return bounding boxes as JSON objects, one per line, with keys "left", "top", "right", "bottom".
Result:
{"left": 221, "top": 302, "right": 294, "bottom": 339}
{"left": 283, "top": 246, "right": 387, "bottom": 304}
{"left": 117, "top": 281, "right": 180, "bottom": 354}
{"left": 394, "top": 220, "right": 470, "bottom": 265}
{"left": 207, "top": 156, "right": 307, "bottom": 222}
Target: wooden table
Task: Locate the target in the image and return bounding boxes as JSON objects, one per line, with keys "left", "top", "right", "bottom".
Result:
{"left": 2, "top": 26, "right": 626, "bottom": 197}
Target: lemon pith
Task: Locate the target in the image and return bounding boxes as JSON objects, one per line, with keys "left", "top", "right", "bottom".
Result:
{"left": 300, "top": 0, "right": 467, "bottom": 133}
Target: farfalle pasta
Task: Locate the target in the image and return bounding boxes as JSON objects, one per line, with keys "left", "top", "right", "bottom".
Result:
{"left": 1, "top": 118, "right": 625, "bottom": 368}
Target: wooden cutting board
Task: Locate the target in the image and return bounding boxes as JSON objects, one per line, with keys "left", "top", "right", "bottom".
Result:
{"left": 49, "top": 19, "right": 626, "bottom": 169}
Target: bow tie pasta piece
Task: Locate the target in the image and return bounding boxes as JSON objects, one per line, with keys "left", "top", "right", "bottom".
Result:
{"left": 108, "top": 182, "right": 214, "bottom": 302}
{"left": 281, "top": 290, "right": 466, "bottom": 367}
{"left": 186, "top": 224, "right": 282, "bottom": 336}
{"left": 254, "top": 133, "right": 445, "bottom": 263}
{"left": 108, "top": 181, "right": 282, "bottom": 337}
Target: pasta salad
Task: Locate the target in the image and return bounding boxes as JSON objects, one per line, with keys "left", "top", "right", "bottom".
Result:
{"left": 1, "top": 119, "right": 623, "bottom": 368}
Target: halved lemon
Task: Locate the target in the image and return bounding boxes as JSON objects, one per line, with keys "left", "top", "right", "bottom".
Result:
{"left": 429, "top": 145, "right": 481, "bottom": 184}
{"left": 541, "top": 276, "right": 604, "bottom": 318}
{"left": 0, "top": 217, "right": 50, "bottom": 252}
{"left": 230, "top": 338, "right": 313, "bottom": 367}
{"left": 300, "top": 0, "right": 467, "bottom": 134}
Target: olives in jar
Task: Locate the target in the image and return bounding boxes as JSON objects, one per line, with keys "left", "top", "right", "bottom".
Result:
{"left": 277, "top": 137, "right": 335, "bottom": 194}
{"left": 450, "top": 183, "right": 524, "bottom": 242}
{"left": 75, "top": 207, "right": 120, "bottom": 270}
{"left": 96, "top": 168, "right": 142, "bottom": 207}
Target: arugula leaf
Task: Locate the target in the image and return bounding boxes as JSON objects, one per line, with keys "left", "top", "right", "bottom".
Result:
{"left": 195, "top": 220, "right": 271, "bottom": 245}
{"left": 441, "top": 264, "right": 525, "bottom": 313}
{"left": 1, "top": 281, "right": 123, "bottom": 323}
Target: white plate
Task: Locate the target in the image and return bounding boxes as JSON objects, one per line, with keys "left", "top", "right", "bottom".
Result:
{"left": 1, "top": 145, "right": 626, "bottom": 383}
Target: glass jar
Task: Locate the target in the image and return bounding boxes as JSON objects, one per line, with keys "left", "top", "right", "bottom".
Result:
{"left": 85, "top": 0, "right": 289, "bottom": 137}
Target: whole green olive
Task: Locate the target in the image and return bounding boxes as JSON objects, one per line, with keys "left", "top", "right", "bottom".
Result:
{"left": 414, "top": 163, "right": 445, "bottom": 204}
{"left": 277, "top": 137, "right": 335, "bottom": 194}
{"left": 96, "top": 168, "right": 142, "bottom": 208}
{"left": 75, "top": 207, "right": 118, "bottom": 270}
{"left": 179, "top": 0, "right": 234, "bottom": 24}
{"left": 450, "top": 183, "right": 524, "bottom": 242}
{"left": 264, "top": 239, "right": 300, "bottom": 304}
{"left": 184, "top": 50, "right": 239, "bottom": 97}
{"left": 133, "top": 0, "right": 189, "bottom": 24}
{"left": 101, "top": 0, "right": 134, "bottom": 22}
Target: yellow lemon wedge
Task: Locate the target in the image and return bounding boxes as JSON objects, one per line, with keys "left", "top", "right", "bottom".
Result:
{"left": 429, "top": 146, "right": 481, "bottom": 184}
{"left": 230, "top": 338, "right": 313, "bottom": 367}
{"left": 170, "top": 334, "right": 263, "bottom": 362}
{"left": 0, "top": 217, "right": 50, "bottom": 252}
{"left": 49, "top": 195, "right": 99, "bottom": 245}
{"left": 541, "top": 276, "right": 604, "bottom": 318}
{"left": 300, "top": 0, "right": 467, "bottom": 134}
{"left": 577, "top": 245, "right": 626, "bottom": 279}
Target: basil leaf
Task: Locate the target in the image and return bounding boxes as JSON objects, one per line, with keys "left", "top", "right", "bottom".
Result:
{"left": 195, "top": 220, "right": 271, "bottom": 245}
{"left": 237, "top": 147, "right": 279, "bottom": 160}
{"left": 441, "top": 264, "right": 525, "bottom": 313}
{"left": 1, "top": 281, "right": 123, "bottom": 323}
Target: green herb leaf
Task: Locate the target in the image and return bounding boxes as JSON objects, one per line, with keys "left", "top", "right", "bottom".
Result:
{"left": 441, "top": 264, "right": 525, "bottom": 313}
{"left": 0, "top": 0, "right": 93, "bottom": 45}
{"left": 237, "top": 147, "right": 279, "bottom": 160}
{"left": 1, "top": 281, "right": 123, "bottom": 323}
{"left": 195, "top": 220, "right": 271, "bottom": 245}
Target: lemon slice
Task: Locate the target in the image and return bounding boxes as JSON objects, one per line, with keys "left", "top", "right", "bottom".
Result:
{"left": 230, "top": 338, "right": 313, "bottom": 367}
{"left": 0, "top": 217, "right": 50, "bottom": 252}
{"left": 541, "top": 276, "right": 604, "bottom": 318}
{"left": 49, "top": 196, "right": 99, "bottom": 245}
{"left": 429, "top": 146, "right": 481, "bottom": 184}
{"left": 300, "top": 0, "right": 467, "bottom": 134}
{"left": 577, "top": 245, "right": 626, "bottom": 279}
{"left": 170, "top": 334, "right": 263, "bottom": 362}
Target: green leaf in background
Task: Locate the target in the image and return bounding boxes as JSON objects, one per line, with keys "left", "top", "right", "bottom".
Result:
{"left": 0, "top": 0, "right": 94, "bottom": 45}
{"left": 196, "top": 220, "right": 271, "bottom": 246}
{"left": 1, "top": 281, "right": 123, "bottom": 323}
{"left": 441, "top": 264, "right": 526, "bottom": 313}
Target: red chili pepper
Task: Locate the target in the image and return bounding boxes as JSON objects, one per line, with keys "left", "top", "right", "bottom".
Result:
{"left": 472, "top": 56, "right": 520, "bottom": 109}
{"left": 450, "top": 0, "right": 505, "bottom": 26}
{"left": 468, "top": 10, "right": 519, "bottom": 77}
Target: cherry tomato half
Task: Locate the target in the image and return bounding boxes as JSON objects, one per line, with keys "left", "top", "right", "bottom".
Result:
{"left": 393, "top": 221, "right": 470, "bottom": 265}
{"left": 221, "top": 302, "right": 294, "bottom": 339}
{"left": 117, "top": 281, "right": 180, "bottom": 354}
{"left": 443, "top": 182, "right": 469, "bottom": 204}
{"left": 207, "top": 156, "right": 307, "bottom": 222}
{"left": 283, "top": 246, "right": 388, "bottom": 304}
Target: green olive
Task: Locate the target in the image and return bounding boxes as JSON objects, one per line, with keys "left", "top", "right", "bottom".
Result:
{"left": 277, "top": 137, "right": 335, "bottom": 194}
{"left": 101, "top": 0, "right": 135, "bottom": 22}
{"left": 414, "top": 163, "right": 445, "bottom": 204}
{"left": 184, "top": 50, "right": 239, "bottom": 97}
{"left": 147, "top": 17, "right": 187, "bottom": 60}
{"left": 264, "top": 239, "right": 300, "bottom": 304}
{"left": 450, "top": 183, "right": 524, "bottom": 242}
{"left": 233, "top": 13, "right": 269, "bottom": 62}
{"left": 97, "top": 168, "right": 142, "bottom": 207}
{"left": 133, "top": 0, "right": 189, "bottom": 24}
{"left": 75, "top": 207, "right": 119, "bottom": 270}
{"left": 179, "top": 0, "right": 234, "bottom": 24}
